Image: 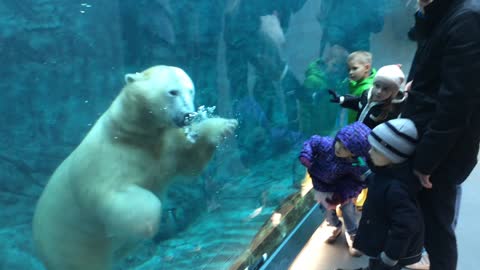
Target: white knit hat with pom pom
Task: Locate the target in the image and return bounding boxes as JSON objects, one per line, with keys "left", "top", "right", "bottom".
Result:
{"left": 374, "top": 65, "right": 406, "bottom": 91}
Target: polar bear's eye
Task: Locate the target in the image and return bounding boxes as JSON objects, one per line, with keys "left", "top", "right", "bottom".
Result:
{"left": 168, "top": 90, "right": 180, "bottom": 96}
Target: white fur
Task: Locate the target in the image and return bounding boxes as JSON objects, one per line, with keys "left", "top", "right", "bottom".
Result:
{"left": 32, "top": 65, "right": 237, "bottom": 270}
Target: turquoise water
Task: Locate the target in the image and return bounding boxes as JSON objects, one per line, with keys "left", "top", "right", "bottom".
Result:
{"left": 0, "top": 1, "right": 417, "bottom": 269}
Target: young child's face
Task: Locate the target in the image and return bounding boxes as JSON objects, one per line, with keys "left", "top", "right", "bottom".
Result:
{"left": 348, "top": 60, "right": 370, "bottom": 82}
{"left": 371, "top": 79, "right": 398, "bottom": 102}
{"left": 368, "top": 147, "right": 392, "bottom": 166}
{"left": 326, "top": 58, "right": 343, "bottom": 74}
{"left": 334, "top": 140, "right": 354, "bottom": 158}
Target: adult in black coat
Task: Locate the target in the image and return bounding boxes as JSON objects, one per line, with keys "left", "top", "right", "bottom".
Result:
{"left": 402, "top": 0, "right": 480, "bottom": 269}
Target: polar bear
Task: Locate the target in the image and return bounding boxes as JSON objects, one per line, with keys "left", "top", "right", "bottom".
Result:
{"left": 32, "top": 65, "right": 237, "bottom": 270}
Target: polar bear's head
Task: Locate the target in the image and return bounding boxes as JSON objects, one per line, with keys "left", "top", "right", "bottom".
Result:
{"left": 123, "top": 65, "right": 195, "bottom": 128}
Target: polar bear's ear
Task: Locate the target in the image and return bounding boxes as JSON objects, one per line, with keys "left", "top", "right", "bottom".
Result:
{"left": 124, "top": 72, "right": 144, "bottom": 84}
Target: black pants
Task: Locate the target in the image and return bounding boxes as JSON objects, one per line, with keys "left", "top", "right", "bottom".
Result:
{"left": 368, "top": 258, "right": 403, "bottom": 270}
{"left": 419, "top": 179, "right": 458, "bottom": 270}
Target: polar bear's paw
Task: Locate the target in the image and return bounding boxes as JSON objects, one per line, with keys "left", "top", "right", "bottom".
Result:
{"left": 194, "top": 118, "right": 238, "bottom": 145}
{"left": 208, "top": 118, "right": 238, "bottom": 144}
{"left": 221, "top": 119, "right": 238, "bottom": 139}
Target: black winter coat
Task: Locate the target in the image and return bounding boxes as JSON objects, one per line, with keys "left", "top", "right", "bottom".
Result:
{"left": 354, "top": 162, "right": 424, "bottom": 266}
{"left": 403, "top": 0, "right": 480, "bottom": 182}
{"left": 341, "top": 88, "right": 407, "bottom": 129}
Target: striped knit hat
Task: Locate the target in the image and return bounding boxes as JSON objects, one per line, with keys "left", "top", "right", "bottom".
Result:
{"left": 368, "top": 118, "right": 419, "bottom": 163}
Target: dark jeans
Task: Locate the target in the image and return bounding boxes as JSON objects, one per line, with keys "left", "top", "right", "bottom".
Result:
{"left": 419, "top": 179, "right": 458, "bottom": 270}
{"left": 336, "top": 258, "right": 404, "bottom": 270}
{"left": 325, "top": 201, "right": 358, "bottom": 234}
{"left": 367, "top": 258, "right": 403, "bottom": 270}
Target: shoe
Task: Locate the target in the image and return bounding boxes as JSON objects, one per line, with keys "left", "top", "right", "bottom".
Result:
{"left": 345, "top": 232, "right": 363, "bottom": 257}
{"left": 405, "top": 253, "right": 430, "bottom": 270}
{"left": 320, "top": 220, "right": 342, "bottom": 243}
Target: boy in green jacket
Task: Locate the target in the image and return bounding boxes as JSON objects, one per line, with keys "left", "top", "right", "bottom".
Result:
{"left": 345, "top": 51, "right": 376, "bottom": 210}
{"left": 347, "top": 51, "right": 376, "bottom": 123}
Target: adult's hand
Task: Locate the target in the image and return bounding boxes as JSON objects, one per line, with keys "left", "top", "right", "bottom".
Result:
{"left": 414, "top": 170, "right": 432, "bottom": 189}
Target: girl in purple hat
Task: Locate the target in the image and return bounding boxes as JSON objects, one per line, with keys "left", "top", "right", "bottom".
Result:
{"left": 299, "top": 121, "right": 371, "bottom": 256}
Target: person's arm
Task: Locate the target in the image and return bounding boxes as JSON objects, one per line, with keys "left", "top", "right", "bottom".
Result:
{"left": 382, "top": 185, "right": 421, "bottom": 264}
{"left": 325, "top": 159, "right": 370, "bottom": 205}
{"left": 340, "top": 95, "right": 362, "bottom": 111}
{"left": 414, "top": 12, "right": 480, "bottom": 174}
{"left": 328, "top": 89, "right": 362, "bottom": 111}
{"left": 299, "top": 135, "right": 325, "bottom": 168}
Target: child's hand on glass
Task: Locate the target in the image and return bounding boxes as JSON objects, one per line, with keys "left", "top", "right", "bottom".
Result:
{"left": 327, "top": 89, "right": 341, "bottom": 103}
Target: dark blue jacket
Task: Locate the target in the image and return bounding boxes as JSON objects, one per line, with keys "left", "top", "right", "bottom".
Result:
{"left": 354, "top": 162, "right": 424, "bottom": 266}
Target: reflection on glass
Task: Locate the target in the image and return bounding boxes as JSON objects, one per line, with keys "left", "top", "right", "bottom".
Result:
{"left": 0, "top": 0, "right": 417, "bottom": 269}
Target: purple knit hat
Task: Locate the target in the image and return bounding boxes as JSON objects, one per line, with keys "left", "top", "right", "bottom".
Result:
{"left": 335, "top": 121, "right": 371, "bottom": 157}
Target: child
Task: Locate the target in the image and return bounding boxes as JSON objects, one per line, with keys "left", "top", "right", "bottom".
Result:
{"left": 346, "top": 51, "right": 377, "bottom": 123}
{"left": 298, "top": 44, "right": 349, "bottom": 136}
{"left": 328, "top": 65, "right": 407, "bottom": 129}
{"left": 336, "top": 118, "right": 424, "bottom": 270}
{"left": 299, "top": 121, "right": 371, "bottom": 256}
{"left": 345, "top": 51, "right": 376, "bottom": 210}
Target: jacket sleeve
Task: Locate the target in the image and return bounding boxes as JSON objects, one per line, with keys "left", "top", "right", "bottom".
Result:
{"left": 340, "top": 94, "right": 362, "bottom": 111}
{"left": 332, "top": 162, "right": 369, "bottom": 202}
{"left": 299, "top": 135, "right": 325, "bottom": 164}
{"left": 414, "top": 11, "right": 480, "bottom": 174}
{"left": 332, "top": 177, "right": 366, "bottom": 203}
{"left": 383, "top": 185, "right": 420, "bottom": 261}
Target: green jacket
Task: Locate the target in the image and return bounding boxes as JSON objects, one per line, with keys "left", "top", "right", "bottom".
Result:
{"left": 303, "top": 59, "right": 329, "bottom": 93}
{"left": 347, "top": 69, "right": 376, "bottom": 123}
{"left": 349, "top": 68, "right": 376, "bottom": 96}
{"left": 300, "top": 58, "right": 346, "bottom": 135}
